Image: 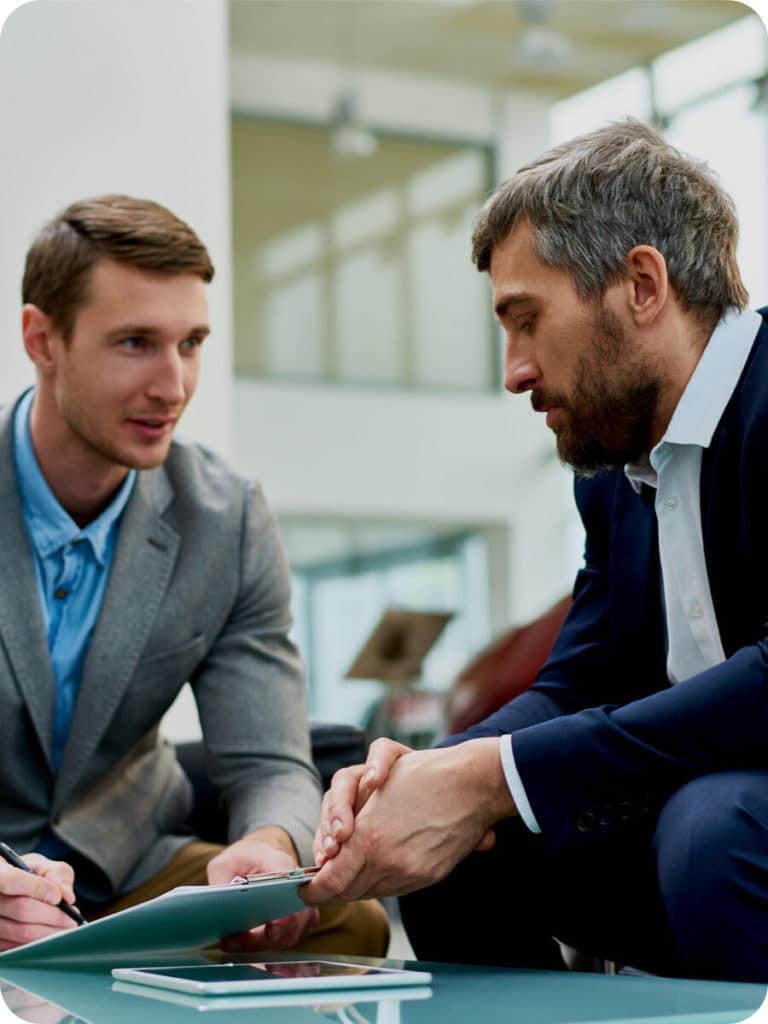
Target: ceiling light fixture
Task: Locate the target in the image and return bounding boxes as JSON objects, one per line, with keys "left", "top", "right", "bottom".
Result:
{"left": 517, "top": 0, "right": 572, "bottom": 66}
{"left": 330, "top": 91, "right": 378, "bottom": 159}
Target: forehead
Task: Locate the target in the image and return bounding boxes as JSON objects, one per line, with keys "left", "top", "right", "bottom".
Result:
{"left": 77, "top": 257, "right": 209, "bottom": 326}
{"left": 489, "top": 219, "right": 576, "bottom": 314}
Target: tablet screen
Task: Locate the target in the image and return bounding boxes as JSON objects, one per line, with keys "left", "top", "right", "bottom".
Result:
{"left": 112, "top": 960, "right": 432, "bottom": 995}
{"left": 141, "top": 963, "right": 378, "bottom": 981}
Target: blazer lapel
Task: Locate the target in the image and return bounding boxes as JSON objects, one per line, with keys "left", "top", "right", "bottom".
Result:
{"left": 53, "top": 466, "right": 180, "bottom": 812}
{"left": 0, "top": 402, "right": 57, "bottom": 769}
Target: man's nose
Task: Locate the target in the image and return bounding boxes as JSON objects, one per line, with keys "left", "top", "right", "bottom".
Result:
{"left": 503, "top": 350, "right": 540, "bottom": 394}
{"left": 148, "top": 350, "right": 186, "bottom": 406}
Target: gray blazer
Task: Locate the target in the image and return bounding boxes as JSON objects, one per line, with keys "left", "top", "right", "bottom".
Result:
{"left": 0, "top": 400, "right": 321, "bottom": 901}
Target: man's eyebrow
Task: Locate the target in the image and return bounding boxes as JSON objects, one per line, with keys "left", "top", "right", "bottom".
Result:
{"left": 107, "top": 324, "right": 211, "bottom": 339}
{"left": 493, "top": 292, "right": 535, "bottom": 319}
{"left": 185, "top": 325, "right": 211, "bottom": 340}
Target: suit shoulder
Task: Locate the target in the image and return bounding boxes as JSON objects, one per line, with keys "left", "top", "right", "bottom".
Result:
{"left": 162, "top": 437, "right": 265, "bottom": 517}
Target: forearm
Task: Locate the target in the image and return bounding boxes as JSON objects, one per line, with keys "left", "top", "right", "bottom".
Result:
{"left": 194, "top": 483, "right": 322, "bottom": 866}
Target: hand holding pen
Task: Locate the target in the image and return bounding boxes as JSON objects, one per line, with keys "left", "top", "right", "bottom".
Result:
{"left": 0, "top": 841, "right": 85, "bottom": 947}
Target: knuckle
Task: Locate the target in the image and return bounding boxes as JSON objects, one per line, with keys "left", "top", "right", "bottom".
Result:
{"left": 331, "top": 765, "right": 361, "bottom": 791}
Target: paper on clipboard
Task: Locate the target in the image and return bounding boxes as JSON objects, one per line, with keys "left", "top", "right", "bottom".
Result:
{"left": 0, "top": 868, "right": 318, "bottom": 964}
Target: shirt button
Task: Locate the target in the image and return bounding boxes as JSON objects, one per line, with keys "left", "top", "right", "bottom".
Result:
{"left": 690, "top": 603, "right": 704, "bottom": 619}
{"left": 663, "top": 497, "right": 678, "bottom": 511}
{"left": 54, "top": 588, "right": 68, "bottom": 599}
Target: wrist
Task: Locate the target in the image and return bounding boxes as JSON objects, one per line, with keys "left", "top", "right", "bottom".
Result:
{"left": 244, "top": 825, "right": 299, "bottom": 863}
{"left": 460, "top": 737, "right": 518, "bottom": 823}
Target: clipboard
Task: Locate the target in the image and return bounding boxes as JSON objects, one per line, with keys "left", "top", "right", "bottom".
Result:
{"left": 0, "top": 868, "right": 319, "bottom": 965}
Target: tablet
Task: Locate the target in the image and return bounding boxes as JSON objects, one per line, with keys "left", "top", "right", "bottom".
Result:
{"left": 111, "top": 960, "right": 433, "bottom": 996}
{"left": 112, "top": 978, "right": 434, "bottom": 1011}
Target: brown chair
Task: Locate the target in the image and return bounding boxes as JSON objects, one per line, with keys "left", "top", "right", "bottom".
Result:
{"left": 445, "top": 595, "right": 571, "bottom": 734}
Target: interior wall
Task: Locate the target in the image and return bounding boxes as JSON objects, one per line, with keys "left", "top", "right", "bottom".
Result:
{"left": 0, "top": 0, "right": 233, "bottom": 457}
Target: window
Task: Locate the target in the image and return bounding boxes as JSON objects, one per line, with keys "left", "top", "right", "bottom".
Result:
{"left": 232, "top": 119, "right": 494, "bottom": 391}
{"left": 283, "top": 523, "right": 490, "bottom": 736}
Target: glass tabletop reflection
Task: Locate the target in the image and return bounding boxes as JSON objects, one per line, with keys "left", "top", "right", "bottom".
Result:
{"left": 0, "top": 950, "right": 764, "bottom": 1024}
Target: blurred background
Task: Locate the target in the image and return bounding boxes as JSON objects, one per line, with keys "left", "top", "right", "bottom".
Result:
{"left": 0, "top": 0, "right": 765, "bottom": 744}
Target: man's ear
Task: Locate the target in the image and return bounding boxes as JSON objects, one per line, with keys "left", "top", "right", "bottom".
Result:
{"left": 22, "top": 304, "right": 60, "bottom": 374}
{"left": 623, "top": 245, "right": 668, "bottom": 326}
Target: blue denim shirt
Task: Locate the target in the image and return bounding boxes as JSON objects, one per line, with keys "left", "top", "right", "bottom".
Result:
{"left": 13, "top": 389, "right": 136, "bottom": 856}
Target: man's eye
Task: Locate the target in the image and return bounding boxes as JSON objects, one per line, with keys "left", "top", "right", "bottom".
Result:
{"left": 120, "top": 336, "right": 143, "bottom": 350}
{"left": 180, "top": 337, "right": 203, "bottom": 352}
{"left": 520, "top": 317, "right": 536, "bottom": 333}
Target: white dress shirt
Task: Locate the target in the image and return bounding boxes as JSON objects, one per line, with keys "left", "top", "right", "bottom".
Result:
{"left": 501, "top": 306, "right": 763, "bottom": 832}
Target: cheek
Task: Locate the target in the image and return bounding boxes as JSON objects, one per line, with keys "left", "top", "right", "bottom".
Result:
{"left": 183, "top": 361, "right": 201, "bottom": 399}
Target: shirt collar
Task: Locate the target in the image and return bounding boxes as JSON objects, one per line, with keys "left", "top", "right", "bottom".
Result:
{"left": 12, "top": 388, "right": 136, "bottom": 565}
{"left": 625, "top": 307, "right": 762, "bottom": 493}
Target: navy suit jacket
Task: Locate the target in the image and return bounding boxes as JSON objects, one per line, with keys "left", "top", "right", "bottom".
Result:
{"left": 448, "top": 308, "right": 768, "bottom": 851}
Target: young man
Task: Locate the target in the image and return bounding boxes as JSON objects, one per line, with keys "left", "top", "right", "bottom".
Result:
{"left": 0, "top": 195, "right": 386, "bottom": 955}
{"left": 304, "top": 120, "right": 768, "bottom": 982}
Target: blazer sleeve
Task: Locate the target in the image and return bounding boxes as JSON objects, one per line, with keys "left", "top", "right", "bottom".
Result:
{"left": 189, "top": 481, "right": 321, "bottom": 865}
{"left": 512, "top": 640, "right": 768, "bottom": 850}
{"left": 497, "top": 471, "right": 767, "bottom": 852}
{"left": 445, "top": 468, "right": 768, "bottom": 852}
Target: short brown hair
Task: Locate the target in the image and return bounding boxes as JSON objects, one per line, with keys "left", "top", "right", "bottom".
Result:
{"left": 23, "top": 194, "right": 215, "bottom": 340}
{"left": 471, "top": 119, "right": 747, "bottom": 329}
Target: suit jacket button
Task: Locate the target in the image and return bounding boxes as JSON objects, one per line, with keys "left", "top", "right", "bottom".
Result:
{"left": 617, "top": 801, "right": 633, "bottom": 823}
{"left": 577, "top": 811, "right": 597, "bottom": 833}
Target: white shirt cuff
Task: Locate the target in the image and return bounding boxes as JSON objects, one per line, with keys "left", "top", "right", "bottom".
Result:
{"left": 499, "top": 734, "right": 541, "bottom": 834}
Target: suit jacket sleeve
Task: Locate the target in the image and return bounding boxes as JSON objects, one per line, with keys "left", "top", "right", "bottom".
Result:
{"left": 446, "top": 471, "right": 768, "bottom": 852}
{"left": 189, "top": 479, "right": 321, "bottom": 865}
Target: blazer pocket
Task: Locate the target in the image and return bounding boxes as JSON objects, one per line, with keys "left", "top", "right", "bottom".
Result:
{"left": 137, "top": 633, "right": 207, "bottom": 670}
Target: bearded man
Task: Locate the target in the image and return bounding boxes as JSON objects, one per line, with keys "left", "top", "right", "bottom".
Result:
{"left": 303, "top": 119, "right": 768, "bottom": 983}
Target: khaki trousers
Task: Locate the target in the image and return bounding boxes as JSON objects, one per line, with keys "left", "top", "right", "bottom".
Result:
{"left": 96, "top": 841, "right": 389, "bottom": 957}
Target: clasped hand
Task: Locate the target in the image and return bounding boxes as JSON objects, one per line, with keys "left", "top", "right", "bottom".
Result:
{"left": 302, "top": 737, "right": 514, "bottom": 905}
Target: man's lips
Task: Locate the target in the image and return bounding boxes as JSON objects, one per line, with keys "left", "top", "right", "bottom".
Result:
{"left": 531, "top": 394, "right": 565, "bottom": 430}
{"left": 544, "top": 406, "right": 563, "bottom": 429}
{"left": 125, "top": 416, "right": 177, "bottom": 439}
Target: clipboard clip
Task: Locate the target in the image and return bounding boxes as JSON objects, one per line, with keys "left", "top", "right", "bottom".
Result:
{"left": 230, "top": 866, "right": 321, "bottom": 885}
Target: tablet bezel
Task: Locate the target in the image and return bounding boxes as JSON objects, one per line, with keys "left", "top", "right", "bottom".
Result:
{"left": 111, "top": 960, "right": 433, "bottom": 996}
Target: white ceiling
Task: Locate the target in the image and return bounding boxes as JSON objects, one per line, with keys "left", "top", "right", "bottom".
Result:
{"left": 229, "top": 0, "right": 750, "bottom": 100}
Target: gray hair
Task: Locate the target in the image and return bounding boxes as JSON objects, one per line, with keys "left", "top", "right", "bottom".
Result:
{"left": 471, "top": 119, "right": 748, "bottom": 328}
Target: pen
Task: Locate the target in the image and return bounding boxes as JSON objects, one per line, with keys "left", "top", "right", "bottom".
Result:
{"left": 0, "top": 841, "right": 86, "bottom": 926}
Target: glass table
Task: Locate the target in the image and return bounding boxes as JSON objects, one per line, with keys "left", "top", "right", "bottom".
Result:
{"left": 0, "top": 951, "right": 764, "bottom": 1024}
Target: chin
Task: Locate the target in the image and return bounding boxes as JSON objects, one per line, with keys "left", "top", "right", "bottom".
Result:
{"left": 120, "top": 443, "right": 173, "bottom": 471}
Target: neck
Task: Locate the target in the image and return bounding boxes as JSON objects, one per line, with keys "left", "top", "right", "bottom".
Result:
{"left": 29, "top": 390, "right": 129, "bottom": 527}
{"left": 647, "top": 311, "right": 711, "bottom": 448}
